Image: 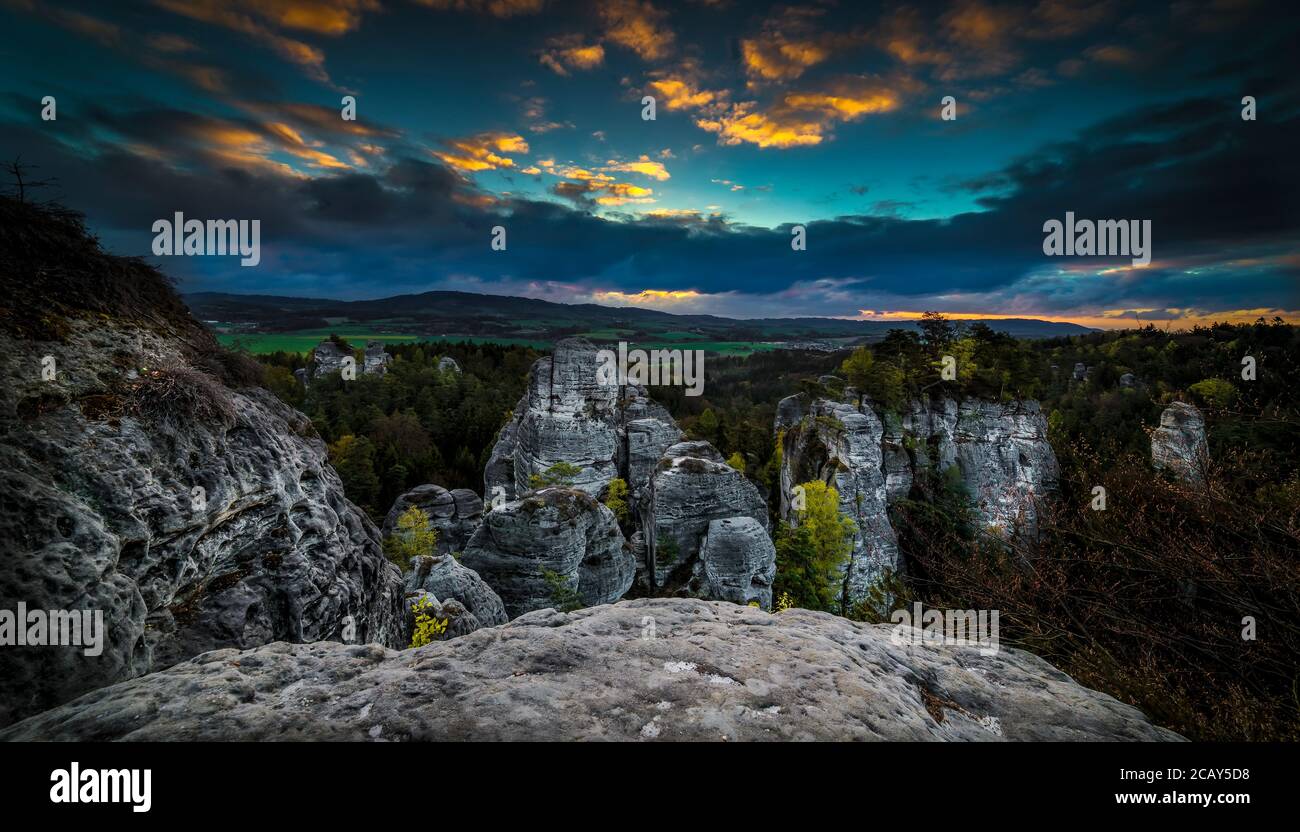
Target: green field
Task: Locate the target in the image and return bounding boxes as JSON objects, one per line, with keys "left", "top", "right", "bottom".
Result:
{"left": 215, "top": 326, "right": 779, "bottom": 356}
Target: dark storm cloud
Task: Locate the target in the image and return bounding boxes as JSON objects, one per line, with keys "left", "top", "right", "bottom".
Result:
{"left": 3, "top": 83, "right": 1297, "bottom": 313}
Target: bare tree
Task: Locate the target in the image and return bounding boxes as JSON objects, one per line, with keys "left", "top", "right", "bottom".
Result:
{"left": 3, "top": 156, "right": 58, "bottom": 204}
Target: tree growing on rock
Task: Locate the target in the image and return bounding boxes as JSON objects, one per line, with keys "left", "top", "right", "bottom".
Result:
{"left": 774, "top": 480, "right": 856, "bottom": 613}
{"left": 541, "top": 568, "right": 584, "bottom": 612}
{"left": 383, "top": 505, "right": 438, "bottom": 572}
{"left": 603, "top": 477, "right": 629, "bottom": 525}
{"left": 529, "top": 461, "right": 582, "bottom": 490}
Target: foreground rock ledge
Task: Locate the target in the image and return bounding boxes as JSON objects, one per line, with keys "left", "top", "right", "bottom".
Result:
{"left": 1, "top": 599, "right": 1181, "bottom": 742}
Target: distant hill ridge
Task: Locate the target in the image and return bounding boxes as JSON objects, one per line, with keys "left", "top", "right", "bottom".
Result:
{"left": 183, "top": 289, "right": 1097, "bottom": 341}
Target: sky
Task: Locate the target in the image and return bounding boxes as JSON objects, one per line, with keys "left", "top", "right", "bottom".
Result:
{"left": 1, "top": 0, "right": 1297, "bottom": 329}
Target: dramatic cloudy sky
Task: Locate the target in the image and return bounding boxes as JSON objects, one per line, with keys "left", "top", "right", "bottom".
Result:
{"left": 2, "top": 0, "right": 1297, "bottom": 327}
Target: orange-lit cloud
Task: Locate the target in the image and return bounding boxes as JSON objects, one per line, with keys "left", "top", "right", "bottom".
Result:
{"left": 415, "top": 0, "right": 543, "bottom": 17}
{"left": 639, "top": 208, "right": 719, "bottom": 221}
{"left": 152, "top": 0, "right": 336, "bottom": 81}
{"left": 541, "top": 160, "right": 660, "bottom": 206}
{"left": 695, "top": 75, "right": 905, "bottom": 149}
{"left": 646, "top": 77, "right": 719, "bottom": 110}
{"left": 697, "top": 103, "right": 827, "bottom": 148}
{"left": 742, "top": 39, "right": 827, "bottom": 82}
{"left": 239, "top": 100, "right": 397, "bottom": 138}
{"left": 783, "top": 88, "right": 899, "bottom": 119}
{"left": 600, "top": 0, "right": 674, "bottom": 61}
{"left": 1083, "top": 43, "right": 1139, "bottom": 66}
{"left": 53, "top": 9, "right": 122, "bottom": 46}
{"left": 433, "top": 132, "right": 529, "bottom": 172}
{"left": 595, "top": 182, "right": 655, "bottom": 206}
{"left": 1025, "top": 0, "right": 1114, "bottom": 39}
{"left": 147, "top": 32, "right": 198, "bottom": 52}
{"left": 593, "top": 289, "right": 702, "bottom": 305}
{"left": 606, "top": 155, "right": 670, "bottom": 180}
{"left": 265, "top": 121, "right": 349, "bottom": 168}
{"left": 539, "top": 34, "right": 605, "bottom": 75}
{"left": 739, "top": 7, "right": 865, "bottom": 83}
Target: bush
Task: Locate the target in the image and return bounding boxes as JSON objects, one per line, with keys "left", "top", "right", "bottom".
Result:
{"left": 1188, "top": 377, "right": 1237, "bottom": 409}
{"left": 127, "top": 364, "right": 236, "bottom": 426}
{"left": 409, "top": 596, "right": 449, "bottom": 648}
{"left": 382, "top": 506, "right": 437, "bottom": 572}
{"left": 541, "top": 567, "right": 583, "bottom": 612}
{"left": 603, "top": 477, "right": 629, "bottom": 525}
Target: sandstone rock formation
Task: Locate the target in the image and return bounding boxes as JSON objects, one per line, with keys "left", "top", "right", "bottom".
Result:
{"left": 779, "top": 391, "right": 1058, "bottom": 604}
{"left": 460, "top": 487, "right": 634, "bottom": 618}
{"left": 0, "top": 599, "right": 1182, "bottom": 742}
{"left": 480, "top": 342, "right": 775, "bottom": 612}
{"left": 381, "top": 484, "right": 483, "bottom": 555}
{"left": 780, "top": 398, "right": 898, "bottom": 603}
{"left": 483, "top": 338, "right": 680, "bottom": 502}
{"left": 646, "top": 441, "right": 774, "bottom": 607}
{"left": 404, "top": 592, "right": 482, "bottom": 640}
{"left": 307, "top": 338, "right": 389, "bottom": 382}
{"left": 404, "top": 553, "right": 507, "bottom": 630}
{"left": 309, "top": 338, "right": 352, "bottom": 380}
{"left": 697, "top": 518, "right": 777, "bottom": 608}
{"left": 0, "top": 288, "right": 403, "bottom": 729}
{"left": 437, "top": 356, "right": 461, "bottom": 374}
{"left": 363, "top": 341, "right": 390, "bottom": 376}
{"left": 1151, "top": 401, "right": 1208, "bottom": 484}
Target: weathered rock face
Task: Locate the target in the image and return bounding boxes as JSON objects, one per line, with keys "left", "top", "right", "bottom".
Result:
{"left": 779, "top": 392, "right": 1058, "bottom": 605}
{"left": 460, "top": 487, "right": 634, "bottom": 618}
{"left": 483, "top": 338, "right": 680, "bottom": 502}
{"left": 309, "top": 339, "right": 352, "bottom": 380}
{"left": 437, "top": 356, "right": 461, "bottom": 374}
{"left": 0, "top": 599, "right": 1183, "bottom": 742}
{"left": 481, "top": 342, "right": 773, "bottom": 612}
{"left": 697, "top": 518, "right": 776, "bottom": 609}
{"left": 308, "top": 339, "right": 388, "bottom": 381}
{"left": 363, "top": 341, "right": 390, "bottom": 376}
{"left": 780, "top": 398, "right": 898, "bottom": 603}
{"left": 381, "top": 484, "right": 483, "bottom": 555}
{"left": 404, "top": 554, "right": 507, "bottom": 630}
{"left": 900, "top": 398, "right": 1058, "bottom": 537}
{"left": 1151, "top": 402, "right": 1207, "bottom": 484}
{"left": 645, "top": 441, "right": 773, "bottom": 607}
{"left": 0, "top": 319, "right": 405, "bottom": 729}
